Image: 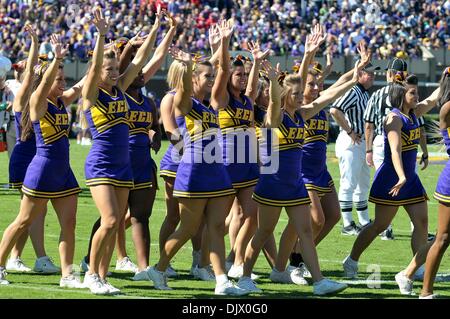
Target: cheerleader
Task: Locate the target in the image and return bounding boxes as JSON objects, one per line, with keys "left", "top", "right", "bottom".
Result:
{"left": 81, "top": 8, "right": 160, "bottom": 295}
{"left": 148, "top": 20, "right": 247, "bottom": 295}
{"left": 6, "top": 25, "right": 59, "bottom": 274}
{"left": 342, "top": 73, "right": 441, "bottom": 295}
{"left": 0, "top": 35, "right": 83, "bottom": 288}
{"left": 420, "top": 67, "right": 450, "bottom": 298}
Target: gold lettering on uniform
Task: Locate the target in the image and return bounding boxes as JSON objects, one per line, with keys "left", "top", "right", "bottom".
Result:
{"left": 117, "top": 101, "right": 127, "bottom": 112}
{"left": 108, "top": 102, "right": 117, "bottom": 113}
{"left": 287, "top": 128, "right": 303, "bottom": 139}
{"left": 235, "top": 108, "right": 244, "bottom": 119}
{"left": 317, "top": 120, "right": 325, "bottom": 130}
{"left": 128, "top": 111, "right": 138, "bottom": 122}
{"left": 308, "top": 119, "right": 317, "bottom": 129}
{"left": 203, "top": 112, "right": 218, "bottom": 124}
{"left": 55, "top": 114, "right": 69, "bottom": 125}
{"left": 242, "top": 109, "right": 251, "bottom": 121}
{"left": 138, "top": 112, "right": 152, "bottom": 124}
{"left": 409, "top": 128, "right": 420, "bottom": 140}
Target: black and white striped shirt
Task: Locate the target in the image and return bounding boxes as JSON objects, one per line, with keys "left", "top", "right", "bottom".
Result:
{"left": 331, "top": 83, "right": 369, "bottom": 135}
{"left": 364, "top": 84, "right": 425, "bottom": 136}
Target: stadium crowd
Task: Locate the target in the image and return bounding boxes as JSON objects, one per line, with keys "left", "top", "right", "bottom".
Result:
{"left": 1, "top": 0, "right": 449, "bottom": 63}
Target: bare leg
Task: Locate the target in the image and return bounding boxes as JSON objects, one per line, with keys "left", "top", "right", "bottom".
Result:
{"left": 226, "top": 197, "right": 242, "bottom": 264}
{"left": 51, "top": 195, "right": 78, "bottom": 277}
{"left": 315, "top": 187, "right": 341, "bottom": 245}
{"left": 156, "top": 198, "right": 206, "bottom": 272}
{"left": 204, "top": 195, "right": 234, "bottom": 275}
{"left": 421, "top": 202, "right": 450, "bottom": 297}
{"left": 350, "top": 204, "right": 397, "bottom": 261}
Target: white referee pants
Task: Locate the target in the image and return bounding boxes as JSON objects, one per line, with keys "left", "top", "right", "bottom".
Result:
{"left": 373, "top": 134, "right": 385, "bottom": 171}
{"left": 335, "top": 131, "right": 370, "bottom": 203}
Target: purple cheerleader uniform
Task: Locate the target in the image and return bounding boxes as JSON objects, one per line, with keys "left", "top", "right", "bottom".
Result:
{"left": 253, "top": 110, "right": 311, "bottom": 207}
{"left": 434, "top": 127, "right": 450, "bottom": 203}
{"left": 84, "top": 87, "right": 133, "bottom": 188}
{"left": 218, "top": 94, "right": 259, "bottom": 189}
{"left": 301, "top": 110, "right": 334, "bottom": 195}
{"left": 125, "top": 92, "right": 157, "bottom": 190}
{"left": 369, "top": 109, "right": 428, "bottom": 206}
{"left": 9, "top": 112, "right": 36, "bottom": 189}
{"left": 22, "top": 99, "right": 81, "bottom": 198}
{"left": 173, "top": 98, "right": 235, "bottom": 199}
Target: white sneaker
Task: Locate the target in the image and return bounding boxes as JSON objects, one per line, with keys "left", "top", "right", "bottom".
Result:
{"left": 101, "top": 279, "right": 121, "bottom": 295}
{"left": 413, "top": 265, "right": 425, "bottom": 281}
{"left": 148, "top": 266, "right": 172, "bottom": 290}
{"left": 419, "top": 294, "right": 438, "bottom": 299}
{"left": 237, "top": 276, "right": 262, "bottom": 293}
{"left": 83, "top": 273, "right": 109, "bottom": 295}
{"left": 313, "top": 278, "right": 348, "bottom": 295}
{"left": 395, "top": 271, "right": 414, "bottom": 295}
{"left": 227, "top": 264, "right": 259, "bottom": 280}
{"left": 286, "top": 266, "right": 308, "bottom": 285}
{"left": 0, "top": 268, "right": 10, "bottom": 285}
{"left": 193, "top": 265, "right": 215, "bottom": 281}
{"left": 34, "top": 256, "right": 60, "bottom": 274}
{"left": 215, "top": 279, "right": 250, "bottom": 296}
{"left": 115, "top": 257, "right": 138, "bottom": 273}
{"left": 342, "top": 255, "right": 358, "bottom": 279}
{"left": 6, "top": 257, "right": 32, "bottom": 272}
{"left": 270, "top": 268, "right": 307, "bottom": 285}
{"left": 298, "top": 262, "right": 312, "bottom": 278}
{"left": 165, "top": 264, "right": 179, "bottom": 278}
{"left": 80, "top": 257, "right": 89, "bottom": 273}
{"left": 133, "top": 268, "right": 151, "bottom": 281}
{"left": 60, "top": 275, "right": 84, "bottom": 288}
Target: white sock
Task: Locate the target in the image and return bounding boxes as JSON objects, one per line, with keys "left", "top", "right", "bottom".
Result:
{"left": 216, "top": 274, "right": 228, "bottom": 285}
{"left": 355, "top": 201, "right": 370, "bottom": 226}
{"left": 410, "top": 221, "right": 414, "bottom": 232}
{"left": 342, "top": 211, "right": 353, "bottom": 227}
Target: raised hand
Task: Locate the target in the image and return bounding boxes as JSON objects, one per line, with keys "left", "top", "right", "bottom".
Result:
{"left": 247, "top": 41, "right": 270, "bottom": 62}
{"left": 153, "top": 4, "right": 163, "bottom": 29}
{"left": 305, "top": 24, "right": 326, "bottom": 54}
{"left": 217, "top": 19, "right": 234, "bottom": 40}
{"left": 208, "top": 24, "right": 221, "bottom": 48}
{"left": 24, "top": 24, "right": 38, "bottom": 42}
{"left": 50, "top": 34, "right": 68, "bottom": 59}
{"left": 169, "top": 46, "right": 192, "bottom": 65}
{"left": 261, "top": 60, "right": 280, "bottom": 81}
{"left": 165, "top": 10, "right": 178, "bottom": 29}
{"left": 129, "top": 28, "right": 146, "bottom": 49}
{"left": 92, "top": 7, "right": 109, "bottom": 36}
{"left": 356, "top": 41, "right": 371, "bottom": 70}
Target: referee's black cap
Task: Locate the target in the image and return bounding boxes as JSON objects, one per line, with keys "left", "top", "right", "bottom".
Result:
{"left": 362, "top": 62, "right": 381, "bottom": 72}
{"left": 385, "top": 58, "right": 408, "bottom": 71}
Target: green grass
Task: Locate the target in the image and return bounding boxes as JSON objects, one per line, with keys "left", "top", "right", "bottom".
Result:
{"left": 0, "top": 140, "right": 450, "bottom": 299}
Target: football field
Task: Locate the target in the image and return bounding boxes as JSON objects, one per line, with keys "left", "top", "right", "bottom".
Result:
{"left": 0, "top": 140, "right": 449, "bottom": 299}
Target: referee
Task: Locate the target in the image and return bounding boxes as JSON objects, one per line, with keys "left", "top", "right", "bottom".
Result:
{"left": 330, "top": 62, "right": 380, "bottom": 235}
{"left": 364, "top": 58, "right": 430, "bottom": 241}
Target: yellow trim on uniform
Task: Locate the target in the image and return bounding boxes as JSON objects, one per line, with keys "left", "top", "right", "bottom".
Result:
{"left": 96, "top": 117, "right": 129, "bottom": 133}
{"left": 402, "top": 144, "right": 418, "bottom": 152}
{"left": 95, "top": 100, "right": 116, "bottom": 121}
{"left": 99, "top": 86, "right": 118, "bottom": 98}
{"left": 86, "top": 177, "right": 134, "bottom": 188}
{"left": 9, "top": 182, "right": 23, "bottom": 189}
{"left": 303, "top": 135, "right": 327, "bottom": 144}
{"left": 160, "top": 170, "right": 177, "bottom": 178}
{"left": 124, "top": 92, "right": 144, "bottom": 105}
{"left": 232, "top": 178, "right": 259, "bottom": 189}
{"left": 129, "top": 127, "right": 149, "bottom": 135}
{"left": 304, "top": 183, "right": 332, "bottom": 193}
{"left": 434, "top": 192, "right": 450, "bottom": 203}
{"left": 220, "top": 124, "right": 251, "bottom": 135}
{"left": 44, "top": 130, "right": 68, "bottom": 144}
{"left": 369, "top": 195, "right": 428, "bottom": 206}
{"left": 21, "top": 186, "right": 81, "bottom": 199}
{"left": 173, "top": 188, "right": 236, "bottom": 198}
{"left": 132, "top": 182, "right": 153, "bottom": 190}
{"left": 253, "top": 193, "right": 311, "bottom": 207}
